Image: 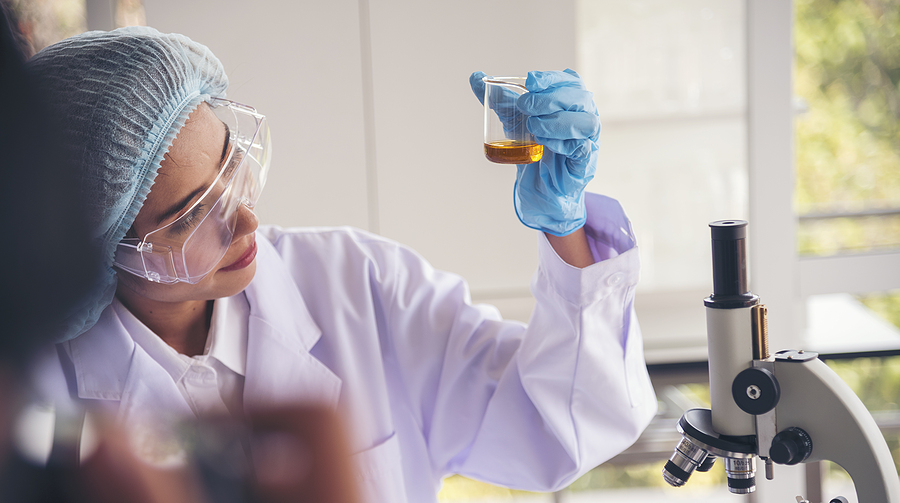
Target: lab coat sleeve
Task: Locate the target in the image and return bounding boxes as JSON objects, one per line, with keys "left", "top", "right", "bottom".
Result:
{"left": 386, "top": 192, "right": 657, "bottom": 491}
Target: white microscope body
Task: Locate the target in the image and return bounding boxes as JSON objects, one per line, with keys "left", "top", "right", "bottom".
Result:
{"left": 662, "top": 220, "right": 900, "bottom": 503}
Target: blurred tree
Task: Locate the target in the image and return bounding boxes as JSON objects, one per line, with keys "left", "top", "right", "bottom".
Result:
{"left": 1, "top": 0, "right": 84, "bottom": 57}
{"left": 795, "top": 0, "right": 900, "bottom": 212}
{"left": 795, "top": 0, "right": 900, "bottom": 255}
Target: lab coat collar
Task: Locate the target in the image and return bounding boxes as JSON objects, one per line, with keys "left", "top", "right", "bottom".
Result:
{"left": 64, "top": 305, "right": 135, "bottom": 402}
{"left": 241, "top": 234, "right": 342, "bottom": 412}
{"left": 64, "top": 304, "right": 195, "bottom": 422}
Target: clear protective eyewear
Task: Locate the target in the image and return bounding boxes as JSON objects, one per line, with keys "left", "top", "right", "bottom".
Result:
{"left": 113, "top": 98, "right": 271, "bottom": 284}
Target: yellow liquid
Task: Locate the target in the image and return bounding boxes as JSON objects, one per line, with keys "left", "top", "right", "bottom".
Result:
{"left": 484, "top": 140, "right": 543, "bottom": 164}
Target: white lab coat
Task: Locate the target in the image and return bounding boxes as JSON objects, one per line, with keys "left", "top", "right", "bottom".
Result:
{"left": 37, "top": 192, "right": 656, "bottom": 503}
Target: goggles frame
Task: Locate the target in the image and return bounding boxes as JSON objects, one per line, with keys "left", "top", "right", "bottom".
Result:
{"left": 113, "top": 98, "right": 270, "bottom": 284}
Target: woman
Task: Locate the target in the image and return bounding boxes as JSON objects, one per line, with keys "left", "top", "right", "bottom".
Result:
{"left": 28, "top": 26, "right": 656, "bottom": 503}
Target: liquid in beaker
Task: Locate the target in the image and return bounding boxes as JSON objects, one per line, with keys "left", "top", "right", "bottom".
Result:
{"left": 482, "top": 76, "right": 543, "bottom": 165}
{"left": 483, "top": 140, "right": 543, "bottom": 164}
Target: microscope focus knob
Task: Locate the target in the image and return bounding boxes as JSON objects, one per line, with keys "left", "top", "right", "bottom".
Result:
{"left": 770, "top": 427, "right": 813, "bottom": 465}
{"left": 732, "top": 367, "right": 780, "bottom": 415}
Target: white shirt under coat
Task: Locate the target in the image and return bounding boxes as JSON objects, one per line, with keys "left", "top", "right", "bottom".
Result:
{"left": 120, "top": 293, "right": 249, "bottom": 421}
{"left": 38, "top": 192, "right": 658, "bottom": 503}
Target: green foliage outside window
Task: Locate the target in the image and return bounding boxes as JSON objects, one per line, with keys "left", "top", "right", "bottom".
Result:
{"left": 795, "top": 0, "right": 900, "bottom": 255}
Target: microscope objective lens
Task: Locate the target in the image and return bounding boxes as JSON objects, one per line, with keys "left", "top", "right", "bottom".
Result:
{"left": 724, "top": 457, "right": 757, "bottom": 494}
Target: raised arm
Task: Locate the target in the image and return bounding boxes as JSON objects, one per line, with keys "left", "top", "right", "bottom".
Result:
{"left": 470, "top": 68, "right": 601, "bottom": 269}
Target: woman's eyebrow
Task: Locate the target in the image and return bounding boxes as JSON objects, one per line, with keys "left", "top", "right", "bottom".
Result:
{"left": 220, "top": 123, "right": 230, "bottom": 167}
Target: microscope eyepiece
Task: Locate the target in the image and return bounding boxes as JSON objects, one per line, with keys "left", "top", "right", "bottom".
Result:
{"left": 705, "top": 220, "right": 758, "bottom": 309}
{"left": 710, "top": 219, "right": 747, "bottom": 241}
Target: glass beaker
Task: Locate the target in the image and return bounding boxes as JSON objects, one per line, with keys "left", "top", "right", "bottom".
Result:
{"left": 482, "top": 76, "right": 543, "bottom": 164}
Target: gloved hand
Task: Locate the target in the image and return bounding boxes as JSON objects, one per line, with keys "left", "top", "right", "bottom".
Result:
{"left": 470, "top": 69, "right": 600, "bottom": 236}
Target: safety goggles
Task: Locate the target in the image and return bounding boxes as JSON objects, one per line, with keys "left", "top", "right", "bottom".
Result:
{"left": 113, "top": 98, "right": 271, "bottom": 284}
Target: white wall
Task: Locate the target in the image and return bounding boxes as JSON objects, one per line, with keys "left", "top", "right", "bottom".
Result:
{"left": 146, "top": 0, "right": 372, "bottom": 230}
{"left": 144, "top": 0, "right": 577, "bottom": 309}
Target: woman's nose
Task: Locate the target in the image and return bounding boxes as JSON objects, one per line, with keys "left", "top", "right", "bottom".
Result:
{"left": 234, "top": 202, "right": 259, "bottom": 238}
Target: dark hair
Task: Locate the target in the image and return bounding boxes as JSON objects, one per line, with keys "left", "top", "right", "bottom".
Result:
{"left": 0, "top": 5, "right": 100, "bottom": 369}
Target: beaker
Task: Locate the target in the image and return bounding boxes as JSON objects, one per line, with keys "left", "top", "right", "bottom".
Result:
{"left": 482, "top": 76, "right": 543, "bottom": 164}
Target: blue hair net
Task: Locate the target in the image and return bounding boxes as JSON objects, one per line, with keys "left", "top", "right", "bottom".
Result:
{"left": 26, "top": 26, "right": 228, "bottom": 341}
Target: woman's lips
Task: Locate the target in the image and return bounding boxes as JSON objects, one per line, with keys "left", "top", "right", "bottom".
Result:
{"left": 220, "top": 239, "right": 257, "bottom": 272}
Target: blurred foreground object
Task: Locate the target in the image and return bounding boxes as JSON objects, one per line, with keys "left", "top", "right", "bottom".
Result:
{"left": 248, "top": 405, "right": 360, "bottom": 503}
{"left": 78, "top": 405, "right": 359, "bottom": 503}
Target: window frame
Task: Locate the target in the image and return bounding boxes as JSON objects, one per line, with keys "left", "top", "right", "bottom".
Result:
{"left": 748, "top": 0, "right": 900, "bottom": 354}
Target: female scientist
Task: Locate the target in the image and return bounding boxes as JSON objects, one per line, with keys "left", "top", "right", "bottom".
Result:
{"left": 28, "top": 26, "right": 656, "bottom": 502}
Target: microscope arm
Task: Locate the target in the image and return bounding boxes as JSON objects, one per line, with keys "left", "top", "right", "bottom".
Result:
{"left": 773, "top": 355, "right": 900, "bottom": 503}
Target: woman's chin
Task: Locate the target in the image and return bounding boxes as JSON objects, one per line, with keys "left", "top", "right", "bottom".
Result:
{"left": 212, "top": 259, "right": 257, "bottom": 297}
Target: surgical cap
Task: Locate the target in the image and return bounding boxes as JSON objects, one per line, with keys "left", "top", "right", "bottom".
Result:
{"left": 26, "top": 26, "right": 228, "bottom": 341}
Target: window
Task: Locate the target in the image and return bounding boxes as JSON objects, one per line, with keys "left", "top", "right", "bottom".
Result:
{"left": 795, "top": 0, "right": 900, "bottom": 257}
{"left": 579, "top": 0, "right": 748, "bottom": 296}
{"left": 578, "top": 0, "right": 749, "bottom": 366}
{"left": 794, "top": 0, "right": 900, "bottom": 358}
{"left": 794, "top": 2, "right": 900, "bottom": 500}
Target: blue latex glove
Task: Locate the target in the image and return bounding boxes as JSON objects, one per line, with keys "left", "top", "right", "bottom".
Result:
{"left": 470, "top": 69, "right": 600, "bottom": 236}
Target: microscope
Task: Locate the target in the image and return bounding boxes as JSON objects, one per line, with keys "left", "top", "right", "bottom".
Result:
{"left": 661, "top": 220, "right": 900, "bottom": 503}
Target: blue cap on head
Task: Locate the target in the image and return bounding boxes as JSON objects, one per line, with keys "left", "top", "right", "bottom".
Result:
{"left": 27, "top": 26, "right": 229, "bottom": 341}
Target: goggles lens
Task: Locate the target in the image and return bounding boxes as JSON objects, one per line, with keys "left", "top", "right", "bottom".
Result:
{"left": 114, "top": 98, "right": 271, "bottom": 284}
